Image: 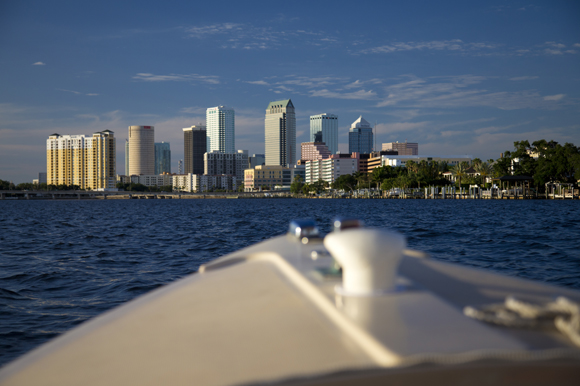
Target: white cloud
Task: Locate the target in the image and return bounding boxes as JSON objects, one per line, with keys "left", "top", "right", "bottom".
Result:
{"left": 309, "top": 89, "right": 376, "bottom": 100}
{"left": 185, "top": 23, "right": 243, "bottom": 38}
{"left": 544, "top": 48, "right": 564, "bottom": 55}
{"left": 574, "top": 43, "right": 580, "bottom": 48}
{"left": 545, "top": 42, "right": 566, "bottom": 49}
{"left": 183, "top": 23, "right": 338, "bottom": 50}
{"left": 32, "top": 61, "right": 45, "bottom": 66}
{"left": 372, "top": 74, "right": 571, "bottom": 110}
{"left": 361, "top": 40, "right": 497, "bottom": 54}
{"left": 57, "top": 89, "right": 98, "bottom": 96}
{"left": 509, "top": 76, "right": 539, "bottom": 81}
{"left": 133, "top": 73, "right": 220, "bottom": 84}
{"left": 543, "top": 94, "right": 565, "bottom": 101}
{"left": 245, "top": 80, "right": 270, "bottom": 86}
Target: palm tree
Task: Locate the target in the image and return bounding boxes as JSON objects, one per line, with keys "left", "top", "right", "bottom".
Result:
{"left": 474, "top": 162, "right": 493, "bottom": 186}
{"left": 452, "top": 163, "right": 466, "bottom": 186}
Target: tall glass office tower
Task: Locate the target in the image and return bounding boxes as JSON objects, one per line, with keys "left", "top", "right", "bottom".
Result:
{"left": 154, "top": 142, "right": 171, "bottom": 174}
{"left": 183, "top": 125, "right": 207, "bottom": 175}
{"left": 348, "top": 116, "right": 373, "bottom": 154}
{"left": 206, "top": 106, "right": 235, "bottom": 154}
{"left": 265, "top": 99, "right": 296, "bottom": 166}
{"left": 310, "top": 114, "right": 338, "bottom": 155}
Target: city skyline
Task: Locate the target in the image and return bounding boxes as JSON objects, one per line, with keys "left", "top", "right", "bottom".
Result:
{"left": 1, "top": 1, "right": 580, "bottom": 183}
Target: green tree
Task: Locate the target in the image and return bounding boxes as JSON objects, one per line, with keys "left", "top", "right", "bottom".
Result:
{"left": 311, "top": 179, "right": 328, "bottom": 194}
{"left": 452, "top": 163, "right": 467, "bottom": 186}
{"left": 332, "top": 174, "right": 356, "bottom": 192}
{"left": 474, "top": 162, "right": 493, "bottom": 186}
{"left": 290, "top": 175, "right": 304, "bottom": 194}
{"left": 493, "top": 151, "right": 512, "bottom": 177}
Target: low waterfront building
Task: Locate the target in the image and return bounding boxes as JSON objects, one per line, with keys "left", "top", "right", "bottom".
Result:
{"left": 116, "top": 174, "right": 173, "bottom": 187}
{"left": 244, "top": 165, "right": 294, "bottom": 191}
{"left": 381, "top": 155, "right": 472, "bottom": 167}
{"left": 172, "top": 174, "right": 237, "bottom": 192}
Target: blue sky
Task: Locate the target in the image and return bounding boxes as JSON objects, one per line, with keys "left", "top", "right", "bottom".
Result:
{"left": 1, "top": 0, "right": 579, "bottom": 183}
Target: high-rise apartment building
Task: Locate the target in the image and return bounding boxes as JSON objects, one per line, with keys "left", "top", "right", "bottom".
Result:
{"left": 128, "top": 126, "right": 154, "bottom": 175}
{"left": 382, "top": 142, "right": 419, "bottom": 155}
{"left": 310, "top": 114, "right": 338, "bottom": 155}
{"left": 206, "top": 106, "right": 235, "bottom": 154}
{"left": 154, "top": 142, "right": 171, "bottom": 174}
{"left": 301, "top": 142, "right": 331, "bottom": 161}
{"left": 265, "top": 99, "right": 296, "bottom": 167}
{"left": 46, "top": 130, "right": 116, "bottom": 190}
{"left": 348, "top": 116, "right": 373, "bottom": 154}
{"left": 204, "top": 151, "right": 248, "bottom": 181}
{"left": 183, "top": 125, "right": 207, "bottom": 175}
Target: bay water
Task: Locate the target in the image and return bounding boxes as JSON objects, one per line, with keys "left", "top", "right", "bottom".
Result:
{"left": 1, "top": 199, "right": 579, "bottom": 366}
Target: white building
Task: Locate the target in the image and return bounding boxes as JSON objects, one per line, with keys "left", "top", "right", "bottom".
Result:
{"left": 381, "top": 155, "right": 472, "bottom": 167}
{"left": 305, "top": 155, "right": 358, "bottom": 185}
{"left": 206, "top": 106, "right": 235, "bottom": 154}
{"left": 172, "top": 174, "right": 237, "bottom": 193}
{"left": 310, "top": 114, "right": 338, "bottom": 155}
{"left": 204, "top": 151, "right": 248, "bottom": 181}
{"left": 265, "top": 99, "right": 296, "bottom": 166}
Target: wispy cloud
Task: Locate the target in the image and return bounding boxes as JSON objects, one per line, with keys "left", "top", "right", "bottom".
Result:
{"left": 245, "top": 80, "right": 270, "bottom": 86}
{"left": 376, "top": 75, "right": 566, "bottom": 110}
{"left": 544, "top": 94, "right": 565, "bottom": 101}
{"left": 32, "top": 62, "right": 45, "bottom": 66}
{"left": 509, "top": 76, "right": 539, "bottom": 81}
{"left": 57, "top": 89, "right": 99, "bottom": 96}
{"left": 133, "top": 73, "right": 220, "bottom": 84}
{"left": 542, "top": 42, "right": 578, "bottom": 55}
{"left": 310, "top": 89, "right": 376, "bottom": 100}
{"left": 360, "top": 40, "right": 497, "bottom": 54}
{"left": 182, "top": 23, "right": 338, "bottom": 50}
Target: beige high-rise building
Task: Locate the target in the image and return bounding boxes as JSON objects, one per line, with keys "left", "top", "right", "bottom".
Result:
{"left": 382, "top": 141, "right": 419, "bottom": 155}
{"left": 46, "top": 130, "right": 116, "bottom": 190}
{"left": 265, "top": 99, "right": 296, "bottom": 166}
{"left": 128, "top": 126, "right": 154, "bottom": 175}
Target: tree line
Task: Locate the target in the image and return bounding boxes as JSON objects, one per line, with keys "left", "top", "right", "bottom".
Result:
{"left": 290, "top": 139, "right": 580, "bottom": 194}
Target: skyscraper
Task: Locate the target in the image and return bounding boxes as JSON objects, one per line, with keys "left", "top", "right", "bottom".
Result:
{"left": 206, "top": 106, "right": 235, "bottom": 154}
{"left": 46, "top": 130, "right": 116, "bottom": 190}
{"left": 265, "top": 99, "right": 296, "bottom": 166}
{"left": 154, "top": 142, "right": 171, "bottom": 174}
{"left": 183, "top": 125, "right": 207, "bottom": 175}
{"left": 348, "top": 116, "right": 373, "bottom": 154}
{"left": 128, "top": 126, "right": 154, "bottom": 175}
{"left": 125, "top": 139, "right": 130, "bottom": 175}
{"left": 310, "top": 114, "right": 338, "bottom": 155}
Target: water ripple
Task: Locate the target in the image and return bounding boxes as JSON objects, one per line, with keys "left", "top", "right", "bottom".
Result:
{"left": 0, "top": 199, "right": 579, "bottom": 367}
